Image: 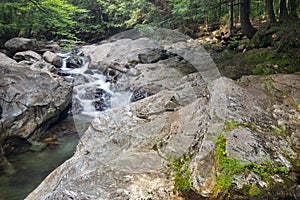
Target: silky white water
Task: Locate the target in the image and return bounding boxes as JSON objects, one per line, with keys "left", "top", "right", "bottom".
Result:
{"left": 58, "top": 52, "right": 133, "bottom": 132}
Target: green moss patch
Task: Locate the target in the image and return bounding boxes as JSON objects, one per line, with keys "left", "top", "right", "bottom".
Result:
{"left": 171, "top": 156, "right": 191, "bottom": 193}
{"left": 213, "top": 129, "right": 289, "bottom": 198}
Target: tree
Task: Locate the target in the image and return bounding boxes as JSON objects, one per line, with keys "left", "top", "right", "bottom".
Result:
{"left": 0, "top": 0, "right": 86, "bottom": 42}
{"left": 229, "top": 0, "right": 234, "bottom": 34}
{"left": 265, "top": 0, "right": 276, "bottom": 23}
{"left": 279, "top": 0, "right": 288, "bottom": 22}
{"left": 288, "top": 0, "right": 298, "bottom": 19}
{"left": 239, "top": 0, "right": 257, "bottom": 39}
{"left": 0, "top": 1, "right": 25, "bottom": 42}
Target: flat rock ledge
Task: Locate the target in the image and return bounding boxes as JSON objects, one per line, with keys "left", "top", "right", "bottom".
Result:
{"left": 26, "top": 72, "right": 300, "bottom": 199}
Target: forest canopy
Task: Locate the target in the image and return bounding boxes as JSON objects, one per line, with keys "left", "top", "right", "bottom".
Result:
{"left": 0, "top": 0, "right": 299, "bottom": 43}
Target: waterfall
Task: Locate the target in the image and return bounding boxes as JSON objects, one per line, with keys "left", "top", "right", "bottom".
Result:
{"left": 57, "top": 51, "right": 133, "bottom": 133}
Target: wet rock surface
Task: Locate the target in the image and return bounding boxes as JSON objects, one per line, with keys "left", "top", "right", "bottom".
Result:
{"left": 26, "top": 31, "right": 299, "bottom": 200}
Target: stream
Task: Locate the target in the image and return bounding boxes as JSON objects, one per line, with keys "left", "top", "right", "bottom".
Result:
{"left": 0, "top": 115, "right": 79, "bottom": 200}
{"left": 0, "top": 50, "right": 139, "bottom": 200}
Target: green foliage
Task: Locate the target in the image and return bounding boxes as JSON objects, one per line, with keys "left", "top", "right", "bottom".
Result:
{"left": 251, "top": 31, "right": 273, "bottom": 48}
{"left": 0, "top": 1, "right": 24, "bottom": 41}
{"left": 244, "top": 162, "right": 289, "bottom": 180}
{"left": 252, "top": 63, "right": 278, "bottom": 75}
{"left": 168, "top": 0, "right": 206, "bottom": 22}
{"left": 97, "top": 0, "right": 149, "bottom": 28}
{"left": 0, "top": 0, "right": 86, "bottom": 41}
{"left": 250, "top": 0, "right": 265, "bottom": 20}
{"left": 276, "top": 20, "right": 300, "bottom": 51}
{"left": 227, "top": 35, "right": 243, "bottom": 50}
{"left": 241, "top": 184, "right": 262, "bottom": 197}
{"left": 171, "top": 156, "right": 191, "bottom": 193}
{"left": 296, "top": 102, "right": 300, "bottom": 111}
{"left": 1, "top": 0, "right": 299, "bottom": 43}
{"left": 252, "top": 61, "right": 298, "bottom": 75}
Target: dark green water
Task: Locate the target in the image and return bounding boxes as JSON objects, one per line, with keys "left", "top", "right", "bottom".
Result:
{"left": 0, "top": 117, "right": 79, "bottom": 200}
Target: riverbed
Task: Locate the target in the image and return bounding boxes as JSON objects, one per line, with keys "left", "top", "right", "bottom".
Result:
{"left": 0, "top": 115, "right": 79, "bottom": 200}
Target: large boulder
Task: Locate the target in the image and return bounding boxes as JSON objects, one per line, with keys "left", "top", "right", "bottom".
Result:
{"left": 26, "top": 32, "right": 300, "bottom": 199}
{"left": 26, "top": 72, "right": 300, "bottom": 199}
{"left": 80, "top": 35, "right": 216, "bottom": 95}
{"left": 4, "top": 37, "right": 38, "bottom": 54}
{"left": 81, "top": 38, "right": 160, "bottom": 71}
{"left": 0, "top": 63, "right": 72, "bottom": 168}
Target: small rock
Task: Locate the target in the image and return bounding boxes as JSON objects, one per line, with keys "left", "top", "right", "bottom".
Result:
{"left": 238, "top": 44, "right": 246, "bottom": 51}
{"left": 13, "top": 50, "right": 42, "bottom": 62}
{"left": 43, "top": 51, "right": 63, "bottom": 67}
{"left": 130, "top": 87, "right": 150, "bottom": 102}
{"left": 127, "top": 68, "right": 140, "bottom": 76}
{"left": 30, "top": 141, "right": 47, "bottom": 152}
{"left": 66, "top": 56, "right": 82, "bottom": 68}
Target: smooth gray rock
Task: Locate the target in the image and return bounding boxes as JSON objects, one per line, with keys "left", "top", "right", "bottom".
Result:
{"left": 43, "top": 51, "right": 63, "bottom": 67}
{"left": 4, "top": 37, "right": 38, "bottom": 53}
{"left": 81, "top": 38, "right": 159, "bottom": 71}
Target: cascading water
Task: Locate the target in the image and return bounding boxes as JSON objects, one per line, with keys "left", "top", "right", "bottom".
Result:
{"left": 57, "top": 51, "right": 135, "bottom": 134}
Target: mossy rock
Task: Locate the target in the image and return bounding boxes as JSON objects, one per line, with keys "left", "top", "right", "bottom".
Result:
{"left": 277, "top": 34, "right": 300, "bottom": 53}
{"left": 250, "top": 30, "right": 274, "bottom": 48}
{"left": 216, "top": 46, "right": 299, "bottom": 78}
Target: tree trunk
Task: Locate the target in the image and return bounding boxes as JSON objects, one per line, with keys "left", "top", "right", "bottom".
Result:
{"left": 238, "top": 0, "right": 241, "bottom": 22}
{"left": 204, "top": 14, "right": 208, "bottom": 32}
{"left": 229, "top": 0, "right": 234, "bottom": 34}
{"left": 279, "top": 0, "right": 288, "bottom": 22}
{"left": 219, "top": 0, "right": 222, "bottom": 20}
{"left": 265, "top": 0, "right": 276, "bottom": 22}
{"left": 239, "top": 0, "right": 257, "bottom": 39}
{"left": 288, "top": 0, "right": 298, "bottom": 19}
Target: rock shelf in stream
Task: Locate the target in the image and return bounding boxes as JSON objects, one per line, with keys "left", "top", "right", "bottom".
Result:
{"left": 51, "top": 29, "right": 209, "bottom": 136}
{"left": 25, "top": 28, "right": 300, "bottom": 199}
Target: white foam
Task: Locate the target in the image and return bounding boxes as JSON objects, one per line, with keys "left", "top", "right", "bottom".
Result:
{"left": 59, "top": 52, "right": 133, "bottom": 119}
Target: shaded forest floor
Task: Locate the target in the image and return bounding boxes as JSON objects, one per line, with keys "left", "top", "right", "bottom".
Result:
{"left": 194, "top": 20, "right": 300, "bottom": 80}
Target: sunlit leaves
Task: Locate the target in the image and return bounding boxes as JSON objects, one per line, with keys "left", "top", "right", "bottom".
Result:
{"left": 97, "top": 0, "right": 149, "bottom": 27}
{"left": 168, "top": 0, "right": 211, "bottom": 23}
{"left": 0, "top": 0, "right": 86, "bottom": 40}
